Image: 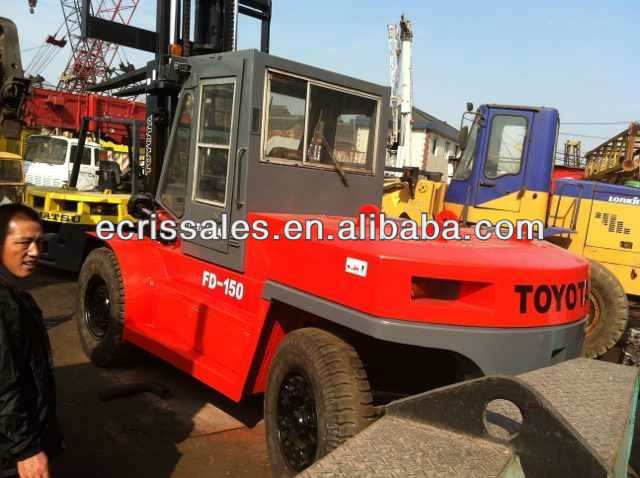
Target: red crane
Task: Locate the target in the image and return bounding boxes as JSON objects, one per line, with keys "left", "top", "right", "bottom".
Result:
{"left": 57, "top": 0, "right": 140, "bottom": 92}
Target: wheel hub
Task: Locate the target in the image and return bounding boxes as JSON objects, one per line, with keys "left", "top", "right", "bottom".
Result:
{"left": 84, "top": 275, "right": 111, "bottom": 339}
{"left": 276, "top": 370, "right": 318, "bottom": 472}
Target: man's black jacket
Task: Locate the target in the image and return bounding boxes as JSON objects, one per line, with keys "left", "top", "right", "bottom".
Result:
{"left": 0, "top": 266, "right": 62, "bottom": 470}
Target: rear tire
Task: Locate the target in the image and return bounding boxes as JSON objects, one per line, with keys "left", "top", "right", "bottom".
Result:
{"left": 264, "top": 328, "right": 375, "bottom": 477}
{"left": 583, "top": 260, "right": 629, "bottom": 358}
{"left": 76, "top": 247, "right": 135, "bottom": 367}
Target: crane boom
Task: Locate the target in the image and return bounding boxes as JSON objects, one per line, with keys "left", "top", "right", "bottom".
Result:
{"left": 387, "top": 15, "right": 415, "bottom": 170}
{"left": 58, "top": 0, "right": 141, "bottom": 92}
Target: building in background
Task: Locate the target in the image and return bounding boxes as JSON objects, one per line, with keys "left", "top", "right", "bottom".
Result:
{"left": 411, "top": 107, "right": 460, "bottom": 181}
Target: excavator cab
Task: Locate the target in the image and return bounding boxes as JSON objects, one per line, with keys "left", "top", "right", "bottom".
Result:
{"left": 446, "top": 105, "right": 559, "bottom": 227}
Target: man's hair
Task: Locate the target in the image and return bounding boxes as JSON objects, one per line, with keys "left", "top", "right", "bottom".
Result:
{"left": 0, "top": 204, "right": 41, "bottom": 245}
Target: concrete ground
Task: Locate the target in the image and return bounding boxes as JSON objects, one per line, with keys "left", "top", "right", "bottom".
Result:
{"left": 23, "top": 267, "right": 272, "bottom": 478}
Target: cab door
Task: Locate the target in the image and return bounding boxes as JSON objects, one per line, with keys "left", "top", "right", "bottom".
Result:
{"left": 180, "top": 58, "right": 247, "bottom": 272}
{"left": 69, "top": 143, "right": 95, "bottom": 190}
{"left": 472, "top": 109, "right": 532, "bottom": 215}
{"left": 147, "top": 59, "right": 253, "bottom": 390}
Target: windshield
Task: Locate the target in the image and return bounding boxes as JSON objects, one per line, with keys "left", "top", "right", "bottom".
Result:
{"left": 0, "top": 160, "right": 22, "bottom": 183}
{"left": 452, "top": 120, "right": 479, "bottom": 181}
{"left": 24, "top": 137, "right": 68, "bottom": 165}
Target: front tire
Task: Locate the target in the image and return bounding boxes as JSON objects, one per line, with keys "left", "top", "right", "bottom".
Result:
{"left": 76, "top": 247, "right": 135, "bottom": 366}
{"left": 583, "top": 260, "right": 629, "bottom": 358}
{"left": 264, "top": 328, "right": 375, "bottom": 477}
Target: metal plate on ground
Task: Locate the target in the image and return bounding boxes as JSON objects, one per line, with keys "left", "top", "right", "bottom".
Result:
{"left": 298, "top": 416, "right": 523, "bottom": 478}
{"left": 300, "top": 358, "right": 639, "bottom": 478}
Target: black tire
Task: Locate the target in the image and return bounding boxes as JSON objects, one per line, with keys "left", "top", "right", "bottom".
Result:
{"left": 76, "top": 247, "right": 135, "bottom": 367}
{"left": 583, "top": 260, "right": 629, "bottom": 358}
{"left": 264, "top": 328, "right": 375, "bottom": 477}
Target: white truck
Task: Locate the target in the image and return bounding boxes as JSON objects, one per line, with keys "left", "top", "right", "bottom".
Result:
{"left": 23, "top": 134, "right": 103, "bottom": 191}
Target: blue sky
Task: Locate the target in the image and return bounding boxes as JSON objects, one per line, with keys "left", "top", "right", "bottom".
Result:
{"left": 6, "top": 0, "right": 638, "bottom": 152}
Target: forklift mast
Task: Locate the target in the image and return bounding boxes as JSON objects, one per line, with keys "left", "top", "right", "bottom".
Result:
{"left": 81, "top": 0, "right": 271, "bottom": 193}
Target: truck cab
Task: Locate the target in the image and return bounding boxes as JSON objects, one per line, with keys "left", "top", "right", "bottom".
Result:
{"left": 23, "top": 134, "right": 103, "bottom": 190}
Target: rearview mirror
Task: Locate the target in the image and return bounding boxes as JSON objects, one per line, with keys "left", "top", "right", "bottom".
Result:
{"left": 459, "top": 126, "right": 469, "bottom": 151}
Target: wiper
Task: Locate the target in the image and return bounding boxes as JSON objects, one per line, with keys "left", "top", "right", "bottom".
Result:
{"left": 317, "top": 133, "right": 349, "bottom": 187}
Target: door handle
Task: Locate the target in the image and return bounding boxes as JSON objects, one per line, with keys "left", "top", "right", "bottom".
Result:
{"left": 234, "top": 147, "right": 247, "bottom": 208}
{"left": 479, "top": 180, "right": 495, "bottom": 187}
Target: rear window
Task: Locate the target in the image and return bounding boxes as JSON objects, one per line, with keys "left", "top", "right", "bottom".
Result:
{"left": 263, "top": 71, "right": 379, "bottom": 173}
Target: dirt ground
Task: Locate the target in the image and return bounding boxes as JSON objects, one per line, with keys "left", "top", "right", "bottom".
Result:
{"left": 23, "top": 266, "right": 272, "bottom": 478}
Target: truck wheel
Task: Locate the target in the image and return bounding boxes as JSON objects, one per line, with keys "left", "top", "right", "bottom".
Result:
{"left": 583, "top": 260, "right": 629, "bottom": 358}
{"left": 265, "top": 328, "right": 375, "bottom": 477}
{"left": 76, "top": 247, "right": 134, "bottom": 367}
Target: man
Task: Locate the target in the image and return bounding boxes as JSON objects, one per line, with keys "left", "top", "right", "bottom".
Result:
{"left": 0, "top": 204, "right": 62, "bottom": 478}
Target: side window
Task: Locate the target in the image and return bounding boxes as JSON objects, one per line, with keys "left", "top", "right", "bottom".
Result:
{"left": 158, "top": 92, "right": 194, "bottom": 217}
{"left": 265, "top": 73, "right": 306, "bottom": 161}
{"left": 262, "top": 71, "right": 379, "bottom": 173}
{"left": 307, "top": 84, "right": 377, "bottom": 170}
{"left": 70, "top": 145, "right": 92, "bottom": 165}
{"left": 484, "top": 115, "right": 527, "bottom": 179}
{"left": 194, "top": 82, "right": 235, "bottom": 206}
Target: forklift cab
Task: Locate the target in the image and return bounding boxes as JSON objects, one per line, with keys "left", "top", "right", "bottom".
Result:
{"left": 155, "top": 50, "right": 389, "bottom": 272}
{"left": 445, "top": 105, "right": 560, "bottom": 226}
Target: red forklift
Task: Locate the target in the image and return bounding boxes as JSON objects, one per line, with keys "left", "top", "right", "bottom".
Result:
{"left": 73, "top": 1, "right": 592, "bottom": 475}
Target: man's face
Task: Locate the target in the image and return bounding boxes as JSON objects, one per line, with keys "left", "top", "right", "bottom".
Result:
{"left": 1, "top": 217, "right": 43, "bottom": 278}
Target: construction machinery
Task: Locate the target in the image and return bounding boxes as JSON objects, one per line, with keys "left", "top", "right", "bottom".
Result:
{"left": 0, "top": 83, "right": 145, "bottom": 158}
{"left": 0, "top": 17, "right": 31, "bottom": 149}
{"left": 0, "top": 14, "right": 148, "bottom": 271}
{"left": 447, "top": 105, "right": 638, "bottom": 359}
{"left": 386, "top": 15, "right": 414, "bottom": 171}
{"left": 585, "top": 122, "right": 640, "bottom": 184}
{"left": 24, "top": 114, "right": 144, "bottom": 272}
{"left": 64, "top": 1, "right": 640, "bottom": 476}
{"left": 0, "top": 17, "right": 30, "bottom": 206}
{"left": 23, "top": 134, "right": 104, "bottom": 190}
{"left": 384, "top": 104, "right": 639, "bottom": 359}
{"left": 378, "top": 12, "right": 634, "bottom": 361}
{"left": 56, "top": 0, "right": 141, "bottom": 92}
